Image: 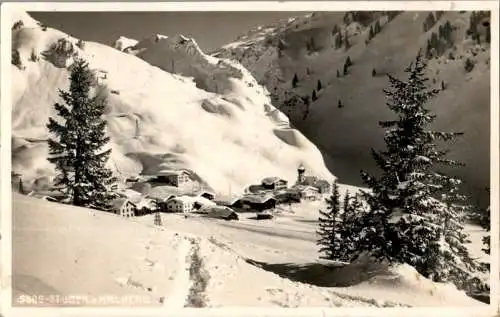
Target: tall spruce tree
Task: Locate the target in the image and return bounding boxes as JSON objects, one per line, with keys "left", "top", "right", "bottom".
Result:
{"left": 332, "top": 24, "right": 339, "bottom": 35}
{"left": 368, "top": 25, "right": 374, "bottom": 41}
{"left": 317, "top": 181, "right": 342, "bottom": 260}
{"left": 341, "top": 191, "right": 366, "bottom": 262}
{"left": 358, "top": 52, "right": 484, "bottom": 288}
{"left": 292, "top": 73, "right": 299, "bottom": 88}
{"left": 47, "top": 58, "right": 116, "bottom": 209}
{"left": 374, "top": 20, "right": 381, "bottom": 34}
{"left": 346, "top": 56, "right": 353, "bottom": 67}
{"left": 335, "top": 32, "right": 343, "bottom": 49}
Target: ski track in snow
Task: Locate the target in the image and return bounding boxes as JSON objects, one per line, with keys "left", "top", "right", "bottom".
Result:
{"left": 162, "top": 236, "right": 192, "bottom": 308}
{"left": 184, "top": 238, "right": 210, "bottom": 307}
{"left": 160, "top": 235, "right": 211, "bottom": 308}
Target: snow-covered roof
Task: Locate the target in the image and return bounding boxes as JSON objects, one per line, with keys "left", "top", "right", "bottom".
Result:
{"left": 261, "top": 176, "right": 287, "bottom": 185}
{"left": 116, "top": 188, "right": 143, "bottom": 203}
{"left": 148, "top": 184, "right": 213, "bottom": 201}
{"left": 111, "top": 198, "right": 135, "bottom": 211}
{"left": 240, "top": 193, "right": 276, "bottom": 204}
{"left": 168, "top": 195, "right": 216, "bottom": 207}
{"left": 290, "top": 185, "right": 319, "bottom": 193}
{"left": 135, "top": 198, "right": 156, "bottom": 210}
{"left": 155, "top": 170, "right": 189, "bottom": 177}
{"left": 314, "top": 179, "right": 330, "bottom": 187}
{"left": 202, "top": 206, "right": 238, "bottom": 218}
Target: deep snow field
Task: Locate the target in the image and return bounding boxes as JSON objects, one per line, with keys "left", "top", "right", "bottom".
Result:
{"left": 12, "top": 193, "right": 489, "bottom": 308}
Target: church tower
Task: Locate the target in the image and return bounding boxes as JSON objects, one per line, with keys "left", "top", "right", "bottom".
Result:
{"left": 297, "top": 163, "right": 306, "bottom": 184}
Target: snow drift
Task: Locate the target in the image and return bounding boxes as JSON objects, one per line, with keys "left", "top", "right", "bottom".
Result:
{"left": 10, "top": 10, "right": 333, "bottom": 196}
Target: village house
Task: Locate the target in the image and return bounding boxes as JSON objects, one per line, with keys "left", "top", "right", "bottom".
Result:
{"left": 236, "top": 194, "right": 277, "bottom": 211}
{"left": 295, "top": 164, "right": 331, "bottom": 194}
{"left": 313, "top": 179, "right": 331, "bottom": 194}
{"left": 156, "top": 170, "right": 191, "bottom": 187}
{"left": 274, "top": 190, "right": 301, "bottom": 204}
{"left": 196, "top": 190, "right": 215, "bottom": 201}
{"left": 261, "top": 177, "right": 288, "bottom": 191}
{"left": 247, "top": 184, "right": 267, "bottom": 194}
{"left": 155, "top": 195, "right": 177, "bottom": 212}
{"left": 200, "top": 205, "right": 239, "bottom": 220}
{"left": 166, "top": 197, "right": 193, "bottom": 213}
{"left": 11, "top": 172, "right": 23, "bottom": 193}
{"left": 290, "top": 185, "right": 320, "bottom": 201}
{"left": 135, "top": 197, "right": 158, "bottom": 216}
{"left": 126, "top": 176, "right": 140, "bottom": 183}
{"left": 111, "top": 198, "right": 136, "bottom": 218}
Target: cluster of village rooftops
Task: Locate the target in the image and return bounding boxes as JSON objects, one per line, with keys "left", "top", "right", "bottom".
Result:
{"left": 13, "top": 164, "right": 331, "bottom": 220}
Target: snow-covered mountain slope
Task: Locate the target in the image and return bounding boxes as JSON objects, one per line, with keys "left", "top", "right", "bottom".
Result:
{"left": 215, "top": 11, "right": 491, "bottom": 204}
{"left": 10, "top": 10, "right": 334, "bottom": 195}
{"left": 13, "top": 193, "right": 487, "bottom": 307}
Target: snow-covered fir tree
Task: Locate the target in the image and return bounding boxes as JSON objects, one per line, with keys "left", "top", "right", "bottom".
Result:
{"left": 481, "top": 205, "right": 490, "bottom": 256}
{"left": 432, "top": 173, "right": 487, "bottom": 292}
{"left": 317, "top": 181, "right": 343, "bottom": 261}
{"left": 317, "top": 183, "right": 366, "bottom": 263}
{"left": 340, "top": 191, "right": 367, "bottom": 262}
{"left": 470, "top": 197, "right": 490, "bottom": 271}
{"left": 47, "top": 58, "right": 116, "bottom": 209}
{"left": 357, "top": 52, "right": 486, "bottom": 291}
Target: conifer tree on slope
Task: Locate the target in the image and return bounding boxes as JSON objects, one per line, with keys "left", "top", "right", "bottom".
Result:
{"left": 358, "top": 52, "right": 483, "bottom": 288}
{"left": 340, "top": 191, "right": 366, "bottom": 262}
{"left": 436, "top": 172, "right": 487, "bottom": 292}
{"left": 47, "top": 58, "right": 116, "bottom": 209}
{"left": 317, "top": 181, "right": 342, "bottom": 261}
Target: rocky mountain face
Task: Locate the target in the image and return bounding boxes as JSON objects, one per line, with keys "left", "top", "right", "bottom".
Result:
{"left": 215, "top": 11, "right": 492, "bottom": 205}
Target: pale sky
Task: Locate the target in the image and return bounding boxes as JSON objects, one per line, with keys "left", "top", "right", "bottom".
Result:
{"left": 30, "top": 11, "right": 301, "bottom": 52}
